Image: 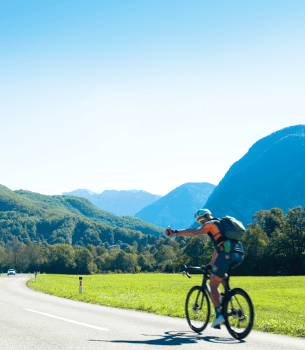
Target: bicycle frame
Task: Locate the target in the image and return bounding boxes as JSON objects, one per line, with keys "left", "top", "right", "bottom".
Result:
{"left": 185, "top": 265, "right": 233, "bottom": 301}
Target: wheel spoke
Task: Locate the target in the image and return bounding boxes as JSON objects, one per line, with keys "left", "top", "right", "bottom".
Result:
{"left": 223, "top": 288, "right": 254, "bottom": 340}
{"left": 185, "top": 286, "right": 210, "bottom": 333}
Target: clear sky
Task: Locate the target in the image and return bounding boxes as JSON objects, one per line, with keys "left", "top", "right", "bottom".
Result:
{"left": 1, "top": 0, "right": 304, "bottom": 196}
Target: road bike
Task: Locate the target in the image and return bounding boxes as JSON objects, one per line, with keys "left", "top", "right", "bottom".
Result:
{"left": 183, "top": 264, "right": 254, "bottom": 340}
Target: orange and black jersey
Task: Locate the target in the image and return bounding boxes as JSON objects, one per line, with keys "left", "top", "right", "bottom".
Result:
{"left": 199, "top": 219, "right": 244, "bottom": 254}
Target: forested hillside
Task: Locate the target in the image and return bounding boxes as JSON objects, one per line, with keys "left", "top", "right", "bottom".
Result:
{"left": 0, "top": 185, "right": 163, "bottom": 248}
{"left": 10, "top": 187, "right": 164, "bottom": 236}
{"left": 1, "top": 204, "right": 304, "bottom": 277}
{"left": 204, "top": 124, "right": 305, "bottom": 225}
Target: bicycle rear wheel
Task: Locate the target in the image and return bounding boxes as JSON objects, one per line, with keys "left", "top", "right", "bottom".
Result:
{"left": 223, "top": 288, "right": 254, "bottom": 340}
{"left": 185, "top": 286, "right": 210, "bottom": 333}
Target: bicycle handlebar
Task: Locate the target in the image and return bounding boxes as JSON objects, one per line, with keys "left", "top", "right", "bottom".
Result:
{"left": 183, "top": 265, "right": 211, "bottom": 278}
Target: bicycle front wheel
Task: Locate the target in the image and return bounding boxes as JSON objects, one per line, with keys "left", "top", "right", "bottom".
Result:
{"left": 185, "top": 286, "right": 210, "bottom": 333}
{"left": 223, "top": 288, "right": 254, "bottom": 340}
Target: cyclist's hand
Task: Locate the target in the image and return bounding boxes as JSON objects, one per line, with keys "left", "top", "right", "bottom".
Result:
{"left": 166, "top": 225, "right": 173, "bottom": 236}
{"left": 204, "top": 264, "right": 212, "bottom": 270}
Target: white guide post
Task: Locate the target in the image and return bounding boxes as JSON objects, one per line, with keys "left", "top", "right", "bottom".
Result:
{"left": 79, "top": 277, "right": 82, "bottom": 294}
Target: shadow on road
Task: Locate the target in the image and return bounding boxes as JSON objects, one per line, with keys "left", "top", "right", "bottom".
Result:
{"left": 88, "top": 330, "right": 244, "bottom": 346}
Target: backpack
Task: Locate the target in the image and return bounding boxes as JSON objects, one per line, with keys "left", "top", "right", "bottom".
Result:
{"left": 220, "top": 216, "right": 246, "bottom": 240}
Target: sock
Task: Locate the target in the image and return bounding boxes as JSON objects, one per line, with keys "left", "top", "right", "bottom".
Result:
{"left": 215, "top": 307, "right": 222, "bottom": 318}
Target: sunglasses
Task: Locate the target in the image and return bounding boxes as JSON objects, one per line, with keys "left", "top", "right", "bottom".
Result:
{"left": 198, "top": 216, "right": 208, "bottom": 224}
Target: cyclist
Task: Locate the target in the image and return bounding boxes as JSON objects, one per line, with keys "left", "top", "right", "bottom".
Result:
{"left": 166, "top": 209, "right": 244, "bottom": 328}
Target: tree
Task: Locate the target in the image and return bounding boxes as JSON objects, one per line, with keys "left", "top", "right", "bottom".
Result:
{"left": 16, "top": 243, "right": 30, "bottom": 272}
{"left": 96, "top": 245, "right": 107, "bottom": 255}
{"left": 75, "top": 248, "right": 96, "bottom": 274}
{"left": 114, "top": 250, "right": 138, "bottom": 272}
{"left": 283, "top": 206, "right": 305, "bottom": 274}
{"left": 240, "top": 226, "right": 269, "bottom": 275}
{"left": 252, "top": 208, "right": 285, "bottom": 237}
{"left": 47, "top": 244, "right": 75, "bottom": 274}
{"left": 26, "top": 241, "right": 44, "bottom": 272}
{"left": 115, "top": 251, "right": 129, "bottom": 272}
{"left": 180, "top": 235, "right": 210, "bottom": 266}
{"left": 154, "top": 245, "right": 177, "bottom": 265}
{"left": 86, "top": 244, "right": 97, "bottom": 257}
{"left": 7, "top": 237, "right": 21, "bottom": 269}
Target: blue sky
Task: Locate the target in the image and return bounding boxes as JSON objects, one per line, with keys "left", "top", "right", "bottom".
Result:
{"left": 1, "top": 0, "right": 304, "bottom": 196}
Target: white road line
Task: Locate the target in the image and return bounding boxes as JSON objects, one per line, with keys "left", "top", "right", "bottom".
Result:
{"left": 25, "top": 308, "right": 109, "bottom": 331}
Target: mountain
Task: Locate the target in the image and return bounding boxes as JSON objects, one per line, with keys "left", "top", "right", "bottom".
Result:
{"left": 62, "top": 189, "right": 162, "bottom": 216}
{"left": 14, "top": 188, "right": 164, "bottom": 236}
{"left": 204, "top": 124, "right": 305, "bottom": 225}
{"left": 0, "top": 185, "right": 164, "bottom": 249}
{"left": 134, "top": 182, "right": 216, "bottom": 229}
{"left": 64, "top": 189, "right": 96, "bottom": 197}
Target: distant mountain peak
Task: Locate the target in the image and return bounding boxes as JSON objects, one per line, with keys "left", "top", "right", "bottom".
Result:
{"left": 63, "top": 189, "right": 97, "bottom": 196}
{"left": 134, "top": 182, "right": 215, "bottom": 229}
{"left": 62, "top": 188, "right": 162, "bottom": 216}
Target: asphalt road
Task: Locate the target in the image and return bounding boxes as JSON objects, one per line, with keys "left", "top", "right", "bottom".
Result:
{"left": 0, "top": 274, "right": 304, "bottom": 350}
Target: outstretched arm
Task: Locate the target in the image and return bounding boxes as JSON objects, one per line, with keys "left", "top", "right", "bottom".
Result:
{"left": 165, "top": 226, "right": 204, "bottom": 237}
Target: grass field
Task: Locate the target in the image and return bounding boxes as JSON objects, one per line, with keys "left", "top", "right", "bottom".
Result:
{"left": 27, "top": 273, "right": 305, "bottom": 338}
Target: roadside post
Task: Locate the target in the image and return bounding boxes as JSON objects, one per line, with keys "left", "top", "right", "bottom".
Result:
{"left": 79, "top": 277, "right": 82, "bottom": 294}
{"left": 35, "top": 272, "right": 37, "bottom": 283}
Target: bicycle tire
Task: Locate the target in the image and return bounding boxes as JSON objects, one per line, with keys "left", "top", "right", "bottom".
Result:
{"left": 222, "top": 287, "right": 254, "bottom": 340}
{"left": 185, "top": 286, "right": 210, "bottom": 333}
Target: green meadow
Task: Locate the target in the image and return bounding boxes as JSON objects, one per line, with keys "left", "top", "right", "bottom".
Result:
{"left": 27, "top": 274, "right": 305, "bottom": 338}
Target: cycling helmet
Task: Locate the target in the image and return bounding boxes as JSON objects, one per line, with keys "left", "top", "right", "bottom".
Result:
{"left": 194, "top": 209, "right": 212, "bottom": 222}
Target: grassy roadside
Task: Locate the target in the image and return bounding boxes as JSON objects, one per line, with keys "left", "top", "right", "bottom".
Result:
{"left": 27, "top": 274, "right": 305, "bottom": 338}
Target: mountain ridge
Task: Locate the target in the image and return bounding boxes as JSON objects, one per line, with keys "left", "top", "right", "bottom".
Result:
{"left": 204, "top": 124, "right": 305, "bottom": 225}
{"left": 1, "top": 185, "right": 164, "bottom": 237}
{"left": 62, "top": 188, "right": 162, "bottom": 216}
{"left": 135, "top": 182, "right": 215, "bottom": 229}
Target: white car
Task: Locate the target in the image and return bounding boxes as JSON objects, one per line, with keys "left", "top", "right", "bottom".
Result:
{"left": 7, "top": 269, "right": 16, "bottom": 276}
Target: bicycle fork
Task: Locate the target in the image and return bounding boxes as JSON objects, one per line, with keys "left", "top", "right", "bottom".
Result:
{"left": 192, "top": 287, "right": 205, "bottom": 314}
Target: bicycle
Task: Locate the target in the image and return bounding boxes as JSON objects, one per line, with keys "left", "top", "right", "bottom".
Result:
{"left": 183, "top": 264, "right": 254, "bottom": 340}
